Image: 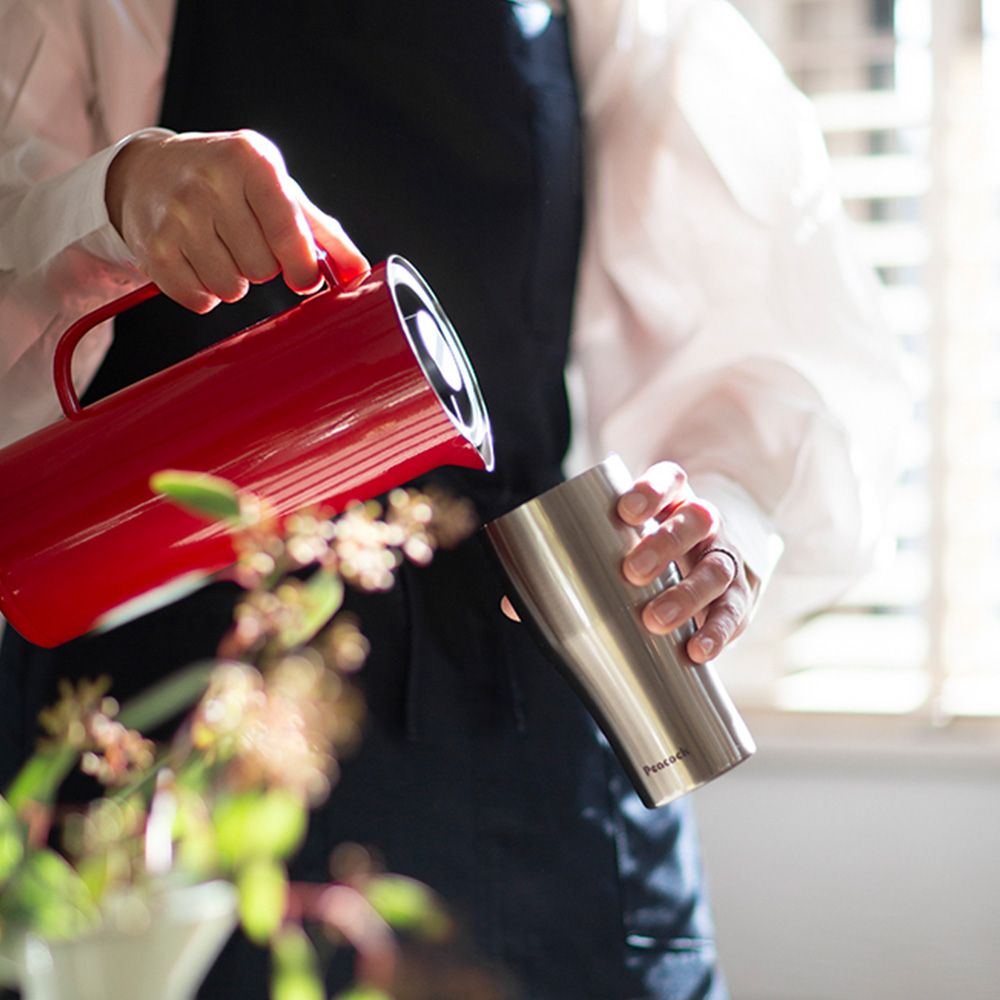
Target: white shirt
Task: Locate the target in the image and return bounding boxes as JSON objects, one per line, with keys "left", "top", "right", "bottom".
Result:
{"left": 0, "top": 0, "right": 906, "bottom": 636}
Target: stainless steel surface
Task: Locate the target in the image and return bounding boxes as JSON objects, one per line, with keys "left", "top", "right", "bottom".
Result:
{"left": 485, "top": 453, "right": 755, "bottom": 808}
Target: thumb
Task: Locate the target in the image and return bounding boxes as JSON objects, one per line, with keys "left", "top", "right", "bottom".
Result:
{"left": 500, "top": 596, "right": 522, "bottom": 623}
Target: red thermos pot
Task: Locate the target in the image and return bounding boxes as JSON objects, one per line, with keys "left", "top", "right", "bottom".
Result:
{"left": 0, "top": 255, "right": 493, "bottom": 648}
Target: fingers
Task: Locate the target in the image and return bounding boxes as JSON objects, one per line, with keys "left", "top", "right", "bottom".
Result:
{"left": 214, "top": 211, "right": 281, "bottom": 286}
{"left": 617, "top": 462, "right": 691, "bottom": 526}
{"left": 296, "top": 185, "right": 371, "bottom": 284}
{"left": 687, "top": 583, "right": 750, "bottom": 663}
{"left": 641, "top": 547, "right": 751, "bottom": 662}
{"left": 640, "top": 546, "right": 737, "bottom": 633}
{"left": 241, "top": 139, "right": 323, "bottom": 293}
{"left": 106, "top": 129, "right": 368, "bottom": 312}
{"left": 185, "top": 235, "right": 248, "bottom": 305}
{"left": 623, "top": 502, "right": 752, "bottom": 663}
{"left": 622, "top": 500, "right": 719, "bottom": 585}
{"left": 616, "top": 462, "right": 758, "bottom": 661}
{"left": 155, "top": 253, "right": 219, "bottom": 315}
{"left": 241, "top": 136, "right": 370, "bottom": 291}
{"left": 144, "top": 213, "right": 252, "bottom": 312}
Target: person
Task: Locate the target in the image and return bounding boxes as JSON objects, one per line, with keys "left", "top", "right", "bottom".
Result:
{"left": 0, "top": 1, "right": 904, "bottom": 997}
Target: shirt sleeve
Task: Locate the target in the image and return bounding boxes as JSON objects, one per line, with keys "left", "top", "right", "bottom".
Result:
{"left": 567, "top": 0, "right": 908, "bottom": 627}
{"left": 0, "top": 0, "right": 170, "bottom": 448}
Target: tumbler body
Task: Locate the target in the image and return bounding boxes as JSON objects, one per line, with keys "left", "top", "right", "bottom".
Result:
{"left": 485, "top": 454, "right": 754, "bottom": 808}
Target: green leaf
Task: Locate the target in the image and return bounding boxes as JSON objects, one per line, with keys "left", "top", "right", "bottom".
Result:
{"left": 116, "top": 660, "right": 216, "bottom": 732}
{"left": 363, "top": 875, "right": 449, "bottom": 938}
{"left": 213, "top": 790, "right": 307, "bottom": 868}
{"left": 5, "top": 748, "right": 78, "bottom": 811}
{"left": 213, "top": 792, "right": 255, "bottom": 869}
{"left": 245, "top": 790, "right": 307, "bottom": 861}
{"left": 150, "top": 470, "right": 243, "bottom": 522}
{"left": 271, "top": 926, "right": 325, "bottom": 1000}
{"left": 277, "top": 569, "right": 344, "bottom": 651}
{"left": 74, "top": 854, "right": 112, "bottom": 905}
{"left": 0, "top": 796, "right": 23, "bottom": 884}
{"left": 331, "top": 988, "right": 393, "bottom": 1000}
{"left": 2, "top": 848, "right": 99, "bottom": 940}
{"left": 171, "top": 785, "right": 218, "bottom": 879}
{"left": 237, "top": 858, "right": 287, "bottom": 945}
{"left": 174, "top": 827, "right": 218, "bottom": 882}
{"left": 95, "top": 571, "right": 215, "bottom": 635}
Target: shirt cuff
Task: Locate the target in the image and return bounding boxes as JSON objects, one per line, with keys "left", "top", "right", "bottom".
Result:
{"left": 686, "top": 471, "right": 783, "bottom": 594}
{"left": 74, "top": 127, "right": 175, "bottom": 266}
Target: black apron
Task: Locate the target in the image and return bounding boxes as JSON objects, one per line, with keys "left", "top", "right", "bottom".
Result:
{"left": 0, "top": 4, "right": 725, "bottom": 997}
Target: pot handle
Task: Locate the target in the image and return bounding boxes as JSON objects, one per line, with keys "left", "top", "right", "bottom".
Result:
{"left": 53, "top": 250, "right": 347, "bottom": 419}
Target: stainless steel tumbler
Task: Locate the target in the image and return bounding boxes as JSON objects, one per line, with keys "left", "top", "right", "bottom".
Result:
{"left": 484, "top": 453, "right": 755, "bottom": 808}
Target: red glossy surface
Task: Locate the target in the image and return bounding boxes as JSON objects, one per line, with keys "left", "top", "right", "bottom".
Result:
{"left": 54, "top": 281, "right": 160, "bottom": 417}
{"left": 0, "top": 260, "right": 489, "bottom": 647}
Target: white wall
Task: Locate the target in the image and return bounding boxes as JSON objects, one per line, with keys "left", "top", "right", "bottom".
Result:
{"left": 694, "top": 717, "right": 1000, "bottom": 1000}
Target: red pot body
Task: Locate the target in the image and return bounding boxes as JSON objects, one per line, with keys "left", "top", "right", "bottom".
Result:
{"left": 0, "top": 256, "right": 492, "bottom": 647}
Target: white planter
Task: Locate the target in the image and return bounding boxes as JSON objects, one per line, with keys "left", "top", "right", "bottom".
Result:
{"left": 18, "top": 881, "right": 237, "bottom": 1000}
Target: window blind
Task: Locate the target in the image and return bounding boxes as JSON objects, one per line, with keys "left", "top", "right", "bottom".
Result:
{"left": 730, "top": 0, "right": 1000, "bottom": 719}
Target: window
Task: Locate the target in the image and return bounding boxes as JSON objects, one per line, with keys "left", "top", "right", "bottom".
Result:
{"left": 728, "top": 0, "right": 1000, "bottom": 720}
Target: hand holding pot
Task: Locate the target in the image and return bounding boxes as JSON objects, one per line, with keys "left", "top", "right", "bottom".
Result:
{"left": 616, "top": 462, "right": 760, "bottom": 664}
{"left": 105, "top": 129, "right": 370, "bottom": 312}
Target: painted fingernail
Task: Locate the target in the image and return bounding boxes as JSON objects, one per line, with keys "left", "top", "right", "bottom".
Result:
{"left": 621, "top": 493, "right": 647, "bottom": 517}
{"left": 650, "top": 600, "right": 679, "bottom": 629}
{"left": 626, "top": 549, "right": 658, "bottom": 577}
{"left": 693, "top": 636, "right": 716, "bottom": 659}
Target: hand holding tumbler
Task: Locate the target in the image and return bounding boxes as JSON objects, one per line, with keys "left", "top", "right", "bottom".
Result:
{"left": 485, "top": 453, "right": 755, "bottom": 808}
